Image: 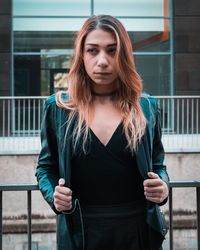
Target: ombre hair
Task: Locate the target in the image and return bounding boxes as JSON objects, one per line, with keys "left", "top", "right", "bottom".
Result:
{"left": 56, "top": 15, "right": 146, "bottom": 152}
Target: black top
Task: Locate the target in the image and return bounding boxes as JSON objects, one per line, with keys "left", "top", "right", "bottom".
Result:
{"left": 71, "top": 123, "right": 146, "bottom": 205}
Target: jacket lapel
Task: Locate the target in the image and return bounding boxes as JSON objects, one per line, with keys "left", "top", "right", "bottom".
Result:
{"left": 135, "top": 131, "right": 152, "bottom": 179}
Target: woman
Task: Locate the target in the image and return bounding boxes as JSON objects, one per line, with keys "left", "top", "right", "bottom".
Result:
{"left": 36, "top": 15, "right": 169, "bottom": 250}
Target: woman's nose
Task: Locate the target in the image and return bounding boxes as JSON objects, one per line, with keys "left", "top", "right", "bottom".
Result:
{"left": 97, "top": 52, "right": 108, "bottom": 68}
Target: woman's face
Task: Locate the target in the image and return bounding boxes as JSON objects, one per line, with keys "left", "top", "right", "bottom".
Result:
{"left": 83, "top": 28, "right": 118, "bottom": 91}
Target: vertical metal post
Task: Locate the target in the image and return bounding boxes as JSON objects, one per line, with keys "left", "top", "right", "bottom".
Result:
{"left": 91, "top": 0, "right": 94, "bottom": 15}
{"left": 169, "top": 188, "right": 173, "bottom": 250}
{"left": 27, "top": 190, "right": 32, "bottom": 250}
{"left": 0, "top": 191, "right": 2, "bottom": 250}
{"left": 197, "top": 187, "right": 200, "bottom": 250}
{"left": 169, "top": 0, "right": 174, "bottom": 96}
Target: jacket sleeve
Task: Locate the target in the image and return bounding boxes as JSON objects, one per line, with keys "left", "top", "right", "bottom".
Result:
{"left": 35, "top": 97, "right": 60, "bottom": 214}
{"left": 152, "top": 101, "right": 170, "bottom": 205}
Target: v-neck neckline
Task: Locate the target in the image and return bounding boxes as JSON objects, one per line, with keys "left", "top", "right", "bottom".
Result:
{"left": 89, "top": 121, "right": 122, "bottom": 148}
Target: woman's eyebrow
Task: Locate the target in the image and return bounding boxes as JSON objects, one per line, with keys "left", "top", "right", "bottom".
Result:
{"left": 107, "top": 43, "right": 117, "bottom": 47}
{"left": 85, "top": 43, "right": 117, "bottom": 47}
{"left": 85, "top": 43, "right": 99, "bottom": 46}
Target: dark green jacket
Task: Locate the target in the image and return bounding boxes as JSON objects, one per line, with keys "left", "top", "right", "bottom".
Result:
{"left": 36, "top": 94, "right": 169, "bottom": 250}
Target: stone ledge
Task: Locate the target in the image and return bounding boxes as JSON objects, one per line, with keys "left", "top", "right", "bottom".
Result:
{"left": 165, "top": 215, "right": 197, "bottom": 229}
{"left": 3, "top": 214, "right": 56, "bottom": 233}
{"left": 2, "top": 212, "right": 198, "bottom": 233}
{"left": 165, "top": 210, "right": 197, "bottom": 229}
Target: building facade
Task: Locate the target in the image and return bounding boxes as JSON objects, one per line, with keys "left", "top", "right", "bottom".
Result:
{"left": 1, "top": 0, "right": 199, "bottom": 98}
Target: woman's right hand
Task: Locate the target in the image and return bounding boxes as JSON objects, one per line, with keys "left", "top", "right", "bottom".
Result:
{"left": 53, "top": 178, "right": 72, "bottom": 212}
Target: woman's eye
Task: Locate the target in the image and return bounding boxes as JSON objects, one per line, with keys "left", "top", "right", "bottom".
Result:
{"left": 108, "top": 47, "right": 116, "bottom": 55}
{"left": 87, "top": 48, "right": 98, "bottom": 55}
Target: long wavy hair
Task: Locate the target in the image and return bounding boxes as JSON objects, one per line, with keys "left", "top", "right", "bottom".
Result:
{"left": 56, "top": 15, "right": 146, "bottom": 152}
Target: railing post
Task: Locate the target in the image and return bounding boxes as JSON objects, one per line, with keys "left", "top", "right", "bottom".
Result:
{"left": 27, "top": 190, "right": 32, "bottom": 250}
{"left": 169, "top": 187, "right": 173, "bottom": 250}
{"left": 197, "top": 187, "right": 200, "bottom": 250}
{"left": 0, "top": 191, "right": 2, "bottom": 250}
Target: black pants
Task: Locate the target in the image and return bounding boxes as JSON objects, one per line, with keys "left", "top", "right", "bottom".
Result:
{"left": 82, "top": 202, "right": 152, "bottom": 250}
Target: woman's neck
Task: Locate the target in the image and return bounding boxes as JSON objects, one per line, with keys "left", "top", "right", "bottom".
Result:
{"left": 91, "top": 89, "right": 117, "bottom": 97}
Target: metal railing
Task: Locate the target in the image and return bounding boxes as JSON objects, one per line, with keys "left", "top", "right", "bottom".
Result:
{"left": 0, "top": 95, "right": 199, "bottom": 137}
{"left": 0, "top": 96, "right": 200, "bottom": 152}
{"left": 157, "top": 96, "right": 200, "bottom": 135}
{"left": 0, "top": 184, "right": 38, "bottom": 250}
{"left": 157, "top": 96, "right": 200, "bottom": 152}
{"left": 168, "top": 181, "right": 200, "bottom": 250}
{"left": 0, "top": 97, "right": 46, "bottom": 137}
{"left": 0, "top": 181, "right": 200, "bottom": 250}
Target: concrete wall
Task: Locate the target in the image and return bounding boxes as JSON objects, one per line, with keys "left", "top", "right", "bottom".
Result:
{"left": 0, "top": 153, "right": 199, "bottom": 250}
{"left": 0, "top": 153, "right": 199, "bottom": 215}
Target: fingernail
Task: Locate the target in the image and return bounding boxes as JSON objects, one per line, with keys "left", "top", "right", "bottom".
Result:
{"left": 59, "top": 178, "right": 65, "bottom": 186}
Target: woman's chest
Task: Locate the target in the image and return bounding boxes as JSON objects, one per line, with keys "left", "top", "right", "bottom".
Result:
{"left": 89, "top": 104, "right": 122, "bottom": 146}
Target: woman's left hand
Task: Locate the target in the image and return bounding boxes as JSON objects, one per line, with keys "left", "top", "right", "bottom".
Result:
{"left": 143, "top": 172, "right": 169, "bottom": 204}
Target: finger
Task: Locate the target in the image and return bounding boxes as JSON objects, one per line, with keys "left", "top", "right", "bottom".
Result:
{"left": 144, "top": 178, "right": 163, "bottom": 187}
{"left": 55, "top": 199, "right": 72, "bottom": 208}
{"left": 55, "top": 202, "right": 72, "bottom": 212}
{"left": 54, "top": 192, "right": 72, "bottom": 202}
{"left": 59, "top": 178, "right": 65, "bottom": 186}
{"left": 144, "top": 187, "right": 163, "bottom": 193}
{"left": 147, "top": 172, "right": 159, "bottom": 179}
{"left": 55, "top": 185, "right": 72, "bottom": 196}
{"left": 145, "top": 191, "right": 163, "bottom": 199}
{"left": 144, "top": 190, "right": 162, "bottom": 198}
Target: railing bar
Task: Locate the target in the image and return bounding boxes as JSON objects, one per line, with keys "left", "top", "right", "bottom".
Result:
{"left": 28, "top": 99, "right": 30, "bottom": 136}
{"left": 182, "top": 99, "right": 184, "bottom": 135}
{"left": 27, "top": 190, "right": 32, "bottom": 250}
{"left": 168, "top": 99, "right": 170, "bottom": 135}
{"left": 2, "top": 100, "right": 5, "bottom": 137}
{"left": 33, "top": 100, "right": 35, "bottom": 132}
{"left": 187, "top": 98, "right": 189, "bottom": 134}
{"left": 197, "top": 99, "right": 199, "bottom": 134}
{"left": 191, "top": 98, "right": 194, "bottom": 135}
{"left": 169, "top": 188, "right": 173, "bottom": 250}
{"left": 0, "top": 185, "right": 39, "bottom": 191}
{"left": 7, "top": 100, "right": 10, "bottom": 137}
{"left": 197, "top": 187, "right": 200, "bottom": 250}
{"left": 162, "top": 99, "right": 165, "bottom": 132}
{"left": 23, "top": 99, "right": 25, "bottom": 136}
{"left": 0, "top": 182, "right": 199, "bottom": 190}
{"left": 170, "top": 181, "right": 200, "bottom": 188}
{"left": 0, "top": 191, "right": 2, "bottom": 250}
{"left": 18, "top": 100, "right": 20, "bottom": 137}
{"left": 11, "top": 99, "right": 14, "bottom": 136}
{"left": 177, "top": 99, "right": 179, "bottom": 135}
{"left": 0, "top": 96, "right": 48, "bottom": 100}
{"left": 1, "top": 96, "right": 200, "bottom": 100}
{"left": 155, "top": 95, "right": 200, "bottom": 99}
{"left": 38, "top": 99, "right": 41, "bottom": 135}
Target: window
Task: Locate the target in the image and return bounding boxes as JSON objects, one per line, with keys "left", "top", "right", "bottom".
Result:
{"left": 13, "top": 0, "right": 173, "bottom": 96}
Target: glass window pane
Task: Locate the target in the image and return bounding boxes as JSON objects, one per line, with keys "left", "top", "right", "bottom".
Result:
{"left": 14, "top": 54, "right": 70, "bottom": 96}
{"left": 13, "top": 17, "right": 168, "bottom": 33}
{"left": 118, "top": 18, "right": 165, "bottom": 32}
{"left": 14, "top": 31, "right": 76, "bottom": 52}
{"left": 129, "top": 31, "right": 170, "bottom": 52}
{"left": 94, "top": 0, "right": 166, "bottom": 17}
{"left": 14, "top": 31, "right": 170, "bottom": 53}
{"left": 135, "top": 55, "right": 170, "bottom": 95}
{"left": 13, "top": 0, "right": 90, "bottom": 16}
{"left": 14, "top": 30, "right": 170, "bottom": 53}
{"left": 13, "top": 18, "right": 88, "bottom": 32}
